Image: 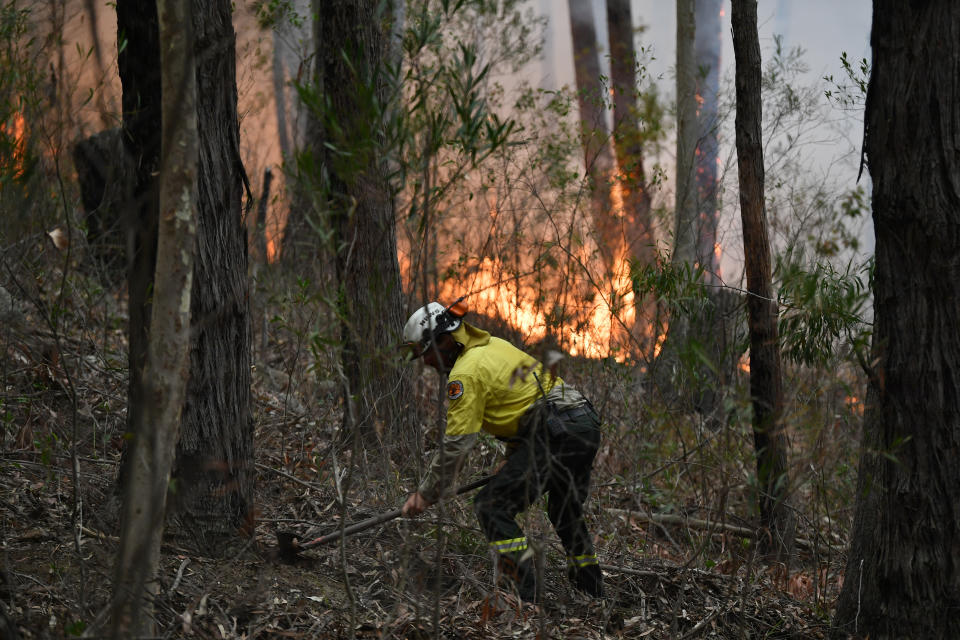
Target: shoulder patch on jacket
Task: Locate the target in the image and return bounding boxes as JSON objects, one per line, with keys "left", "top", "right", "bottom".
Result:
{"left": 447, "top": 380, "right": 464, "bottom": 400}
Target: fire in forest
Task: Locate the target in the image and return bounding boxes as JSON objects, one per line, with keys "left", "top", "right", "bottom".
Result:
{"left": 1, "top": 112, "right": 26, "bottom": 179}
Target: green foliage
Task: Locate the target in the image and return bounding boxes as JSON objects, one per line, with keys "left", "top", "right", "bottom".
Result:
{"left": 757, "top": 36, "right": 870, "bottom": 287}
{"left": 389, "top": 1, "right": 527, "bottom": 197}
{"left": 293, "top": 0, "right": 525, "bottom": 252}
{"left": 824, "top": 51, "right": 871, "bottom": 110}
{"left": 251, "top": 0, "right": 305, "bottom": 29}
{"left": 0, "top": 1, "right": 41, "bottom": 197}
{"left": 813, "top": 185, "right": 868, "bottom": 256}
{"left": 776, "top": 251, "right": 872, "bottom": 367}
{"left": 629, "top": 256, "right": 709, "bottom": 315}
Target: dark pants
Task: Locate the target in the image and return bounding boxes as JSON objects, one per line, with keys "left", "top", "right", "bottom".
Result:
{"left": 474, "top": 403, "right": 603, "bottom": 598}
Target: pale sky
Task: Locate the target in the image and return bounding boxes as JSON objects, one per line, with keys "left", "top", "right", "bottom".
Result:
{"left": 534, "top": 0, "right": 875, "bottom": 279}
{"left": 538, "top": 1, "right": 872, "bottom": 102}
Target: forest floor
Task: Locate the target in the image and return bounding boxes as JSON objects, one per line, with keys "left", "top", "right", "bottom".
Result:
{"left": 1, "top": 303, "right": 847, "bottom": 639}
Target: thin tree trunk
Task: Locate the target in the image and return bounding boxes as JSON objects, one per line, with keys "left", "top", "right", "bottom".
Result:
{"left": 274, "top": 0, "right": 312, "bottom": 263}
{"left": 606, "top": 0, "right": 657, "bottom": 357}
{"left": 664, "top": 0, "right": 698, "bottom": 367}
{"left": 606, "top": 0, "right": 654, "bottom": 269}
{"left": 694, "top": 0, "right": 722, "bottom": 284}
{"left": 567, "top": 0, "right": 618, "bottom": 275}
{"left": 666, "top": 0, "right": 734, "bottom": 422}
{"left": 117, "top": 0, "right": 161, "bottom": 495}
{"left": 111, "top": 0, "right": 197, "bottom": 634}
{"left": 833, "top": 2, "right": 960, "bottom": 637}
{"left": 673, "top": 0, "right": 697, "bottom": 268}
{"left": 730, "top": 0, "right": 794, "bottom": 562}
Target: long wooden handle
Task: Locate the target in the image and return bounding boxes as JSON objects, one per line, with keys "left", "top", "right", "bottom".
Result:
{"left": 298, "top": 475, "right": 492, "bottom": 550}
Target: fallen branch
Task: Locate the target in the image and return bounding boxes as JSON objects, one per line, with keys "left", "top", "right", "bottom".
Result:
{"left": 599, "top": 563, "right": 660, "bottom": 578}
{"left": 255, "top": 461, "right": 325, "bottom": 492}
{"left": 169, "top": 557, "right": 191, "bottom": 595}
{"left": 81, "top": 525, "right": 120, "bottom": 543}
{"left": 678, "top": 606, "right": 723, "bottom": 640}
{"left": 606, "top": 508, "right": 845, "bottom": 554}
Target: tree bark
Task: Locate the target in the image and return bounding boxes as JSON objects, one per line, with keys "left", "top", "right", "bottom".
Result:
{"left": 605, "top": 0, "right": 657, "bottom": 357}
{"left": 694, "top": 0, "right": 722, "bottom": 284}
{"left": 567, "top": 0, "right": 618, "bottom": 275}
{"left": 673, "top": 0, "right": 697, "bottom": 268}
{"left": 72, "top": 128, "right": 129, "bottom": 285}
{"left": 276, "top": 0, "right": 314, "bottom": 264}
{"left": 170, "top": 0, "right": 254, "bottom": 550}
{"left": 605, "top": 0, "right": 654, "bottom": 270}
{"left": 117, "top": 0, "right": 161, "bottom": 491}
{"left": 111, "top": 0, "right": 196, "bottom": 634}
{"left": 663, "top": 0, "right": 698, "bottom": 373}
{"left": 730, "top": 0, "right": 794, "bottom": 562}
{"left": 833, "top": 2, "right": 960, "bottom": 637}
{"left": 666, "top": 0, "right": 735, "bottom": 423}
{"left": 317, "top": 0, "right": 412, "bottom": 449}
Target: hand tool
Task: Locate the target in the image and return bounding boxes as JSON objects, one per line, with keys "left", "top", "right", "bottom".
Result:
{"left": 276, "top": 475, "right": 492, "bottom": 559}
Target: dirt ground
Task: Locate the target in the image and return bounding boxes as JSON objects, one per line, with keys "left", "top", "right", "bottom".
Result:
{"left": 2, "top": 465, "right": 836, "bottom": 639}
{"left": 2, "top": 441, "right": 838, "bottom": 638}
{"left": 0, "top": 324, "right": 843, "bottom": 639}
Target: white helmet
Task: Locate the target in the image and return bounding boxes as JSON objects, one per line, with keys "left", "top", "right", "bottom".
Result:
{"left": 403, "top": 302, "right": 462, "bottom": 358}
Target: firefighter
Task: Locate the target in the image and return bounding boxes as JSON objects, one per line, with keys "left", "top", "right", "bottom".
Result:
{"left": 400, "top": 301, "right": 604, "bottom": 602}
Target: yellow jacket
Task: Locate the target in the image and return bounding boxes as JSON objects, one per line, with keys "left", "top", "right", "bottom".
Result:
{"left": 444, "top": 322, "right": 556, "bottom": 438}
{"left": 417, "top": 322, "right": 585, "bottom": 501}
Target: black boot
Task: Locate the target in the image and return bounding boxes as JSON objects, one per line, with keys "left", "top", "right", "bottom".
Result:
{"left": 569, "top": 563, "right": 604, "bottom": 598}
{"left": 498, "top": 553, "right": 537, "bottom": 602}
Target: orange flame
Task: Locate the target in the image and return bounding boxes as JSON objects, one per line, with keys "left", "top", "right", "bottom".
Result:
{"left": 845, "top": 395, "right": 863, "bottom": 416}
{"left": 400, "top": 160, "right": 654, "bottom": 361}
{"left": 266, "top": 234, "right": 279, "bottom": 262}
{"left": 432, "top": 237, "right": 639, "bottom": 361}
{"left": 653, "top": 327, "right": 668, "bottom": 359}
{"left": 1, "top": 112, "right": 27, "bottom": 178}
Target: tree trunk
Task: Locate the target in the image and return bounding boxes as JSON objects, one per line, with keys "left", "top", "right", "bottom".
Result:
{"left": 663, "top": 0, "right": 698, "bottom": 373}
{"left": 111, "top": 0, "right": 197, "bottom": 634}
{"left": 666, "top": 0, "right": 738, "bottom": 422}
{"left": 664, "top": 0, "right": 698, "bottom": 372}
{"left": 673, "top": 0, "right": 697, "bottom": 268}
{"left": 170, "top": 0, "right": 254, "bottom": 551}
{"left": 833, "top": 2, "right": 960, "bottom": 637}
{"left": 567, "top": 0, "right": 618, "bottom": 275}
{"left": 317, "top": 0, "right": 412, "bottom": 449}
{"left": 71, "top": 128, "right": 129, "bottom": 285}
{"left": 276, "top": 0, "right": 314, "bottom": 264}
{"left": 694, "top": 0, "right": 722, "bottom": 284}
{"left": 605, "top": 0, "right": 654, "bottom": 270}
{"left": 117, "top": 0, "right": 161, "bottom": 491}
{"left": 605, "top": 0, "right": 657, "bottom": 357}
{"left": 730, "top": 0, "right": 794, "bottom": 562}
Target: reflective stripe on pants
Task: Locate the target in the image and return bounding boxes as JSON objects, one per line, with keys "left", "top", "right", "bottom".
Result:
{"left": 474, "top": 404, "right": 601, "bottom": 572}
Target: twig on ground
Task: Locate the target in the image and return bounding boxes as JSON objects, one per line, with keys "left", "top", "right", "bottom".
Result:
{"left": 169, "top": 557, "right": 190, "bottom": 595}
{"left": 607, "top": 508, "right": 844, "bottom": 554}
{"left": 80, "top": 525, "right": 119, "bottom": 543}
{"left": 677, "top": 606, "right": 722, "bottom": 640}
{"left": 255, "top": 461, "right": 324, "bottom": 492}
{"left": 599, "top": 563, "right": 660, "bottom": 578}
